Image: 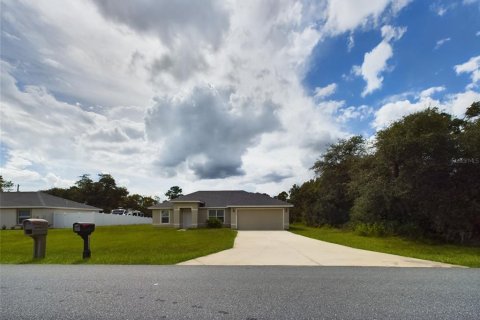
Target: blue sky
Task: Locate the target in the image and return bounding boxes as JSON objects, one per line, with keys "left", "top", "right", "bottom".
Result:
{"left": 1, "top": 0, "right": 479, "bottom": 197}
{"left": 304, "top": 0, "right": 480, "bottom": 134}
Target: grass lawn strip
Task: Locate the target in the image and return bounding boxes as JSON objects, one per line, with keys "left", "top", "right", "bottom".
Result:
{"left": 290, "top": 224, "right": 480, "bottom": 268}
{"left": 0, "top": 225, "right": 237, "bottom": 265}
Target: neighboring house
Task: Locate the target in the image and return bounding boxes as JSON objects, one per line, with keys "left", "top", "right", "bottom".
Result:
{"left": 0, "top": 192, "right": 101, "bottom": 228}
{"left": 149, "top": 190, "right": 292, "bottom": 230}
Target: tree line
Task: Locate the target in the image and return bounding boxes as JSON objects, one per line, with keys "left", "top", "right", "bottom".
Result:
{"left": 2, "top": 172, "right": 186, "bottom": 216}
{"left": 42, "top": 174, "right": 160, "bottom": 216}
{"left": 284, "top": 102, "right": 480, "bottom": 244}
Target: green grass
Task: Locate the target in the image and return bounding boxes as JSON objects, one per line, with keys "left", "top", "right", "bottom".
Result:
{"left": 290, "top": 224, "right": 480, "bottom": 268}
{"left": 0, "top": 225, "right": 237, "bottom": 264}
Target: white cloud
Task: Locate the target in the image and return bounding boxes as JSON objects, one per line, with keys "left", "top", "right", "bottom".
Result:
{"left": 430, "top": 2, "right": 461, "bottom": 16}
{"left": 373, "top": 99, "right": 428, "bottom": 130}
{"left": 338, "top": 105, "right": 374, "bottom": 123}
{"left": 454, "top": 55, "right": 480, "bottom": 89}
{"left": 353, "top": 42, "right": 392, "bottom": 96}
{"left": 476, "top": 31, "right": 480, "bottom": 36}
{"left": 373, "top": 88, "right": 480, "bottom": 130}
{"left": 44, "top": 173, "right": 74, "bottom": 189}
{"left": 323, "top": 0, "right": 409, "bottom": 34}
{"left": 420, "top": 86, "right": 445, "bottom": 98}
{"left": 347, "top": 32, "right": 355, "bottom": 51}
{"left": 447, "top": 90, "right": 480, "bottom": 116}
{"left": 0, "top": 61, "right": 155, "bottom": 192}
{"left": 0, "top": 0, "right": 413, "bottom": 195}
{"left": 145, "top": 87, "right": 281, "bottom": 179}
{"left": 381, "top": 25, "right": 406, "bottom": 41}
{"left": 432, "top": 5, "right": 447, "bottom": 16}
{"left": 353, "top": 25, "right": 406, "bottom": 97}
{"left": 314, "top": 83, "right": 337, "bottom": 99}
{"left": 434, "top": 37, "right": 451, "bottom": 50}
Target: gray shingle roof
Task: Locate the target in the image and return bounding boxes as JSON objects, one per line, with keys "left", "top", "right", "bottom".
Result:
{"left": 0, "top": 192, "right": 101, "bottom": 210}
{"left": 149, "top": 190, "right": 292, "bottom": 209}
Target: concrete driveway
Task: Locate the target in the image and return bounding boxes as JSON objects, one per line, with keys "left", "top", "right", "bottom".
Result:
{"left": 178, "top": 231, "right": 458, "bottom": 267}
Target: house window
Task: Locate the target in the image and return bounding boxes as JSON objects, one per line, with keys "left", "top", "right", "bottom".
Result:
{"left": 161, "top": 210, "right": 170, "bottom": 224}
{"left": 17, "top": 209, "right": 31, "bottom": 224}
{"left": 208, "top": 209, "right": 225, "bottom": 223}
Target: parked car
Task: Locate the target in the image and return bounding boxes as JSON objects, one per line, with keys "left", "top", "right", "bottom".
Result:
{"left": 132, "top": 211, "right": 144, "bottom": 217}
{"left": 111, "top": 208, "right": 127, "bottom": 215}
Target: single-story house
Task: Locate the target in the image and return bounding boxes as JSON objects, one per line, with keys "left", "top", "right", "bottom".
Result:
{"left": 0, "top": 192, "right": 101, "bottom": 228}
{"left": 149, "top": 190, "right": 292, "bottom": 230}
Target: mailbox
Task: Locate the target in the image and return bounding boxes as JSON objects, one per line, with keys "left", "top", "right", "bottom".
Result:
{"left": 73, "top": 222, "right": 95, "bottom": 259}
{"left": 73, "top": 222, "right": 95, "bottom": 235}
{"left": 23, "top": 219, "right": 49, "bottom": 259}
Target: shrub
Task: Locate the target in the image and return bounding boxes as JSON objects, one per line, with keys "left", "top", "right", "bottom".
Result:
{"left": 354, "top": 222, "right": 394, "bottom": 237}
{"left": 206, "top": 218, "right": 222, "bottom": 228}
{"left": 1, "top": 225, "right": 6, "bottom": 230}
{"left": 397, "top": 223, "right": 423, "bottom": 239}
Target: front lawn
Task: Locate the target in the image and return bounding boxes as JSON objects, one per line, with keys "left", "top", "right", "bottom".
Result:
{"left": 290, "top": 224, "right": 480, "bottom": 267}
{"left": 0, "top": 225, "right": 237, "bottom": 264}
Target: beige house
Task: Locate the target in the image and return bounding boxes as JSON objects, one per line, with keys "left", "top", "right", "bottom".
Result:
{"left": 0, "top": 192, "right": 101, "bottom": 228}
{"left": 149, "top": 190, "right": 292, "bottom": 230}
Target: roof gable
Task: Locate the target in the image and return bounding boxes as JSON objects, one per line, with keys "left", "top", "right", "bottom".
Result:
{"left": 0, "top": 192, "right": 101, "bottom": 210}
{"left": 150, "top": 190, "right": 291, "bottom": 209}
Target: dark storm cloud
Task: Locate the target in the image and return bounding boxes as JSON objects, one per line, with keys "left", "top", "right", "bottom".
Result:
{"left": 91, "top": 0, "right": 230, "bottom": 50}
{"left": 145, "top": 86, "right": 282, "bottom": 179}
{"left": 257, "top": 172, "right": 293, "bottom": 184}
{"left": 148, "top": 52, "right": 208, "bottom": 82}
{"left": 91, "top": 0, "right": 230, "bottom": 83}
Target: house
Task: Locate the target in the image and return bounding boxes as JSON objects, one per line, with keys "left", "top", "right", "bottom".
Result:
{"left": 149, "top": 190, "right": 292, "bottom": 230}
{"left": 0, "top": 192, "right": 101, "bottom": 228}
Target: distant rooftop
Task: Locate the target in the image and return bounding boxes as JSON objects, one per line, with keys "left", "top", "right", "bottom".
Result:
{"left": 0, "top": 192, "right": 101, "bottom": 210}
{"left": 150, "top": 190, "right": 291, "bottom": 209}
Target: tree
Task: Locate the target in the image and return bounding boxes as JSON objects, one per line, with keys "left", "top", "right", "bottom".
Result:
{"left": 288, "top": 181, "right": 317, "bottom": 223}
{"left": 274, "top": 191, "right": 288, "bottom": 201}
{"left": 351, "top": 107, "right": 479, "bottom": 242}
{"left": 94, "top": 174, "right": 128, "bottom": 212}
{"left": 465, "top": 101, "right": 480, "bottom": 119}
{"left": 165, "top": 186, "right": 183, "bottom": 200}
{"left": 43, "top": 173, "right": 160, "bottom": 216}
{"left": 141, "top": 196, "right": 158, "bottom": 217}
{"left": 44, "top": 173, "right": 127, "bottom": 212}
{"left": 0, "top": 176, "right": 14, "bottom": 192}
{"left": 309, "top": 136, "right": 366, "bottom": 226}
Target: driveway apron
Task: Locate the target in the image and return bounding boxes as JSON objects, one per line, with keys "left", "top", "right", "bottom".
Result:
{"left": 178, "top": 231, "right": 459, "bottom": 267}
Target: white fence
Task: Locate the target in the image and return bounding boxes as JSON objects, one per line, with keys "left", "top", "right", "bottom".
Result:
{"left": 53, "top": 212, "right": 152, "bottom": 228}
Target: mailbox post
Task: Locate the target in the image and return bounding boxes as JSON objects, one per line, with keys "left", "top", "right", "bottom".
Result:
{"left": 73, "top": 222, "right": 95, "bottom": 259}
{"left": 23, "top": 219, "right": 49, "bottom": 259}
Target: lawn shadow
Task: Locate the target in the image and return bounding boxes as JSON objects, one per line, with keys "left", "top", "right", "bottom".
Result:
{"left": 18, "top": 259, "right": 36, "bottom": 264}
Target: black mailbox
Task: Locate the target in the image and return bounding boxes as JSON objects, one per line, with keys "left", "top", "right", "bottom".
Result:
{"left": 73, "top": 222, "right": 95, "bottom": 259}
{"left": 73, "top": 222, "right": 95, "bottom": 235}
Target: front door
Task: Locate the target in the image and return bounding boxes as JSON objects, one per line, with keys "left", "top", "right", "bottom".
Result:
{"left": 181, "top": 211, "right": 192, "bottom": 228}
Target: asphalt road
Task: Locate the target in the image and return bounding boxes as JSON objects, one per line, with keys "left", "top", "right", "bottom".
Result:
{"left": 1, "top": 265, "right": 479, "bottom": 320}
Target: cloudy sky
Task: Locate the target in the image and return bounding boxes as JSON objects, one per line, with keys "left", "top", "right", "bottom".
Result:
{"left": 1, "top": 0, "right": 479, "bottom": 199}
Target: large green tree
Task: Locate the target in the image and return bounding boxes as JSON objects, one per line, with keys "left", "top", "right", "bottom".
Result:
{"left": 0, "top": 176, "right": 14, "bottom": 192}
{"left": 165, "top": 186, "right": 183, "bottom": 200}
{"left": 290, "top": 102, "right": 480, "bottom": 243}
{"left": 309, "top": 136, "right": 366, "bottom": 226}
{"left": 274, "top": 191, "right": 288, "bottom": 202}
{"left": 44, "top": 174, "right": 158, "bottom": 214}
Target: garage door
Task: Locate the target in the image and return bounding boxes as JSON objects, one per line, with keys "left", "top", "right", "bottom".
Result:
{"left": 237, "top": 209, "right": 284, "bottom": 230}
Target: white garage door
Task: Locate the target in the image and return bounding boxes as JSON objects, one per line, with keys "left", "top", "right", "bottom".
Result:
{"left": 237, "top": 209, "right": 284, "bottom": 230}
